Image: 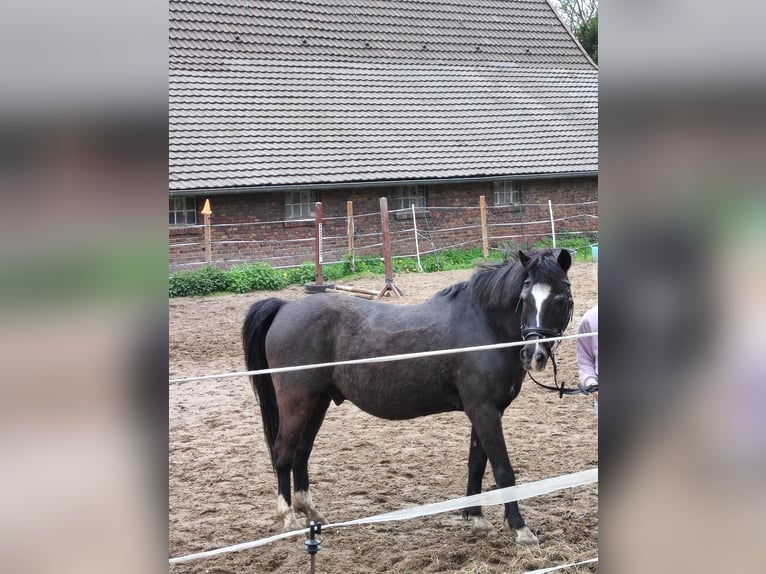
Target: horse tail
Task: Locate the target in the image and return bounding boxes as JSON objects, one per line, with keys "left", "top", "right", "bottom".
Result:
{"left": 242, "top": 297, "right": 287, "bottom": 470}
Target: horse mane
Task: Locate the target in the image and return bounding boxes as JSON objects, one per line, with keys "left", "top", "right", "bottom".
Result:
{"left": 468, "top": 258, "right": 527, "bottom": 311}
{"left": 434, "top": 249, "right": 564, "bottom": 311}
{"left": 432, "top": 258, "right": 525, "bottom": 309}
{"left": 434, "top": 281, "right": 470, "bottom": 300}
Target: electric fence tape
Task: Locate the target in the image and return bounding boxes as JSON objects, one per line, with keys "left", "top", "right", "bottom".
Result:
{"left": 169, "top": 467, "right": 597, "bottom": 565}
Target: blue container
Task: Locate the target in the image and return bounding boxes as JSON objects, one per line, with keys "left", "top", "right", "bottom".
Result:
{"left": 591, "top": 244, "right": 598, "bottom": 262}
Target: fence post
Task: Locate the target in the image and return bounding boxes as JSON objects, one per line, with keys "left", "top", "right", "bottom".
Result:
{"left": 548, "top": 199, "right": 556, "bottom": 248}
{"left": 314, "top": 201, "right": 323, "bottom": 285}
{"left": 347, "top": 200, "right": 355, "bottom": 272}
{"left": 479, "top": 195, "right": 489, "bottom": 258}
{"left": 520, "top": 200, "right": 527, "bottom": 250}
{"left": 377, "top": 197, "right": 403, "bottom": 298}
{"left": 201, "top": 198, "right": 212, "bottom": 265}
{"left": 412, "top": 203, "right": 423, "bottom": 272}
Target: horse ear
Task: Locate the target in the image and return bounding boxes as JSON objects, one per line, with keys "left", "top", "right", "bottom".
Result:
{"left": 518, "top": 250, "right": 531, "bottom": 267}
{"left": 557, "top": 248, "right": 572, "bottom": 272}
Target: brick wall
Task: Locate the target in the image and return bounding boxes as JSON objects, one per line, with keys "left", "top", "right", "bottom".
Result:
{"left": 168, "top": 176, "right": 597, "bottom": 271}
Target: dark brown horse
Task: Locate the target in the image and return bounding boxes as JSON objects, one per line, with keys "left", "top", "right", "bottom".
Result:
{"left": 242, "top": 249, "right": 573, "bottom": 544}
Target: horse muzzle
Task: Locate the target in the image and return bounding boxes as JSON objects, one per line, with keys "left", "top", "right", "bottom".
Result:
{"left": 520, "top": 341, "right": 549, "bottom": 372}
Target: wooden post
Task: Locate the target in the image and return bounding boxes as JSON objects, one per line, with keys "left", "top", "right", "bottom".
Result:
{"left": 380, "top": 197, "right": 394, "bottom": 282}
{"left": 314, "top": 202, "right": 323, "bottom": 285}
{"left": 479, "top": 195, "right": 489, "bottom": 258}
{"left": 201, "top": 198, "right": 212, "bottom": 264}
{"left": 376, "top": 197, "right": 404, "bottom": 298}
{"left": 346, "top": 200, "right": 355, "bottom": 272}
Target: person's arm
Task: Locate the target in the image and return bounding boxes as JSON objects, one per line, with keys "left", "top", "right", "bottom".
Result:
{"left": 576, "top": 316, "right": 598, "bottom": 393}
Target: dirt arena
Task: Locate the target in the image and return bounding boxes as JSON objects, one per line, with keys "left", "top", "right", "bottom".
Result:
{"left": 169, "top": 261, "right": 598, "bottom": 573}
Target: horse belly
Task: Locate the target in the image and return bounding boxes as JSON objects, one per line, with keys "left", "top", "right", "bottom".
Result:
{"left": 332, "top": 362, "right": 462, "bottom": 420}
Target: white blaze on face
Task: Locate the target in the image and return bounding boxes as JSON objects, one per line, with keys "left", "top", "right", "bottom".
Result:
{"left": 530, "top": 283, "right": 552, "bottom": 327}
{"left": 529, "top": 283, "right": 552, "bottom": 369}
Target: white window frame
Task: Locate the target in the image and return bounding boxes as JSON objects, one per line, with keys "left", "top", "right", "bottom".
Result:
{"left": 169, "top": 196, "right": 197, "bottom": 225}
{"left": 493, "top": 179, "right": 520, "bottom": 206}
{"left": 285, "top": 190, "right": 317, "bottom": 220}
{"left": 391, "top": 185, "right": 426, "bottom": 211}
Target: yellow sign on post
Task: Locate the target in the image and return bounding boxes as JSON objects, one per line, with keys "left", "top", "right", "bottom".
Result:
{"left": 201, "top": 199, "right": 212, "bottom": 264}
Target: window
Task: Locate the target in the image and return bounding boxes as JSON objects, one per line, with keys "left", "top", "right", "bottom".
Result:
{"left": 285, "top": 190, "right": 317, "bottom": 220}
{"left": 493, "top": 180, "right": 520, "bottom": 206}
{"left": 169, "top": 196, "right": 197, "bottom": 225}
{"left": 391, "top": 185, "right": 426, "bottom": 211}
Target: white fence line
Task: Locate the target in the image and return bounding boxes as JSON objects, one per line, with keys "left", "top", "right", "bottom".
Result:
{"left": 169, "top": 332, "right": 597, "bottom": 386}
{"left": 170, "top": 199, "right": 598, "bottom": 271}
{"left": 525, "top": 557, "right": 598, "bottom": 574}
{"left": 169, "top": 467, "right": 598, "bottom": 565}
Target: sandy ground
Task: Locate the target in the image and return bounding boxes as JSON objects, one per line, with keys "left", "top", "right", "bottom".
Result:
{"left": 169, "top": 261, "right": 598, "bottom": 573}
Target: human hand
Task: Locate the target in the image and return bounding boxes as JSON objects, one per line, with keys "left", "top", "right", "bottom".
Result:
{"left": 578, "top": 376, "right": 598, "bottom": 394}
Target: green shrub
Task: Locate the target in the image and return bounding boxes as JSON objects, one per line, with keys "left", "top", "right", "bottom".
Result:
{"left": 225, "top": 262, "right": 287, "bottom": 293}
{"left": 420, "top": 255, "right": 441, "bottom": 272}
{"left": 393, "top": 257, "right": 421, "bottom": 273}
{"left": 168, "top": 266, "right": 228, "bottom": 297}
{"left": 323, "top": 262, "right": 347, "bottom": 281}
{"left": 437, "top": 247, "right": 488, "bottom": 269}
{"left": 351, "top": 255, "right": 385, "bottom": 275}
{"left": 168, "top": 271, "right": 194, "bottom": 297}
{"left": 285, "top": 262, "right": 315, "bottom": 285}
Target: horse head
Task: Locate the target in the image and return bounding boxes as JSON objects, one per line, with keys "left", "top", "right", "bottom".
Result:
{"left": 518, "top": 249, "right": 573, "bottom": 372}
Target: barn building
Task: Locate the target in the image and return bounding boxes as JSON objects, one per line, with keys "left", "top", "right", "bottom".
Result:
{"left": 169, "top": 0, "right": 598, "bottom": 270}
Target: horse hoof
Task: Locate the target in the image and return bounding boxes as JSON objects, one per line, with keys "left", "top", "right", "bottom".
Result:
{"left": 284, "top": 516, "right": 304, "bottom": 531}
{"left": 515, "top": 526, "right": 539, "bottom": 546}
{"left": 306, "top": 511, "right": 327, "bottom": 526}
{"left": 470, "top": 516, "right": 494, "bottom": 532}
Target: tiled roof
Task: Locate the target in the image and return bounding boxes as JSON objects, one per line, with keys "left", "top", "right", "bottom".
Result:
{"left": 169, "top": 1, "right": 598, "bottom": 191}
{"left": 169, "top": 0, "right": 594, "bottom": 70}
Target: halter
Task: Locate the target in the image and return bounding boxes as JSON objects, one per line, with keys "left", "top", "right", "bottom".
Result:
{"left": 520, "top": 294, "right": 579, "bottom": 398}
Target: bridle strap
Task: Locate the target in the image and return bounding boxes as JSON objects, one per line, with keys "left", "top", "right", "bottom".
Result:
{"left": 519, "top": 295, "right": 577, "bottom": 398}
{"left": 521, "top": 326, "right": 561, "bottom": 341}
{"left": 526, "top": 353, "right": 577, "bottom": 398}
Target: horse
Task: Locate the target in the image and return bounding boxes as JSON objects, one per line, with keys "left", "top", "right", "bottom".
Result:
{"left": 242, "top": 248, "right": 573, "bottom": 545}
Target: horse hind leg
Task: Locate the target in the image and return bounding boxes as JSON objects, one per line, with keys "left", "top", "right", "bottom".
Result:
{"left": 274, "top": 450, "right": 303, "bottom": 531}
{"left": 292, "top": 394, "right": 331, "bottom": 525}
{"left": 276, "top": 491, "right": 303, "bottom": 531}
{"left": 273, "top": 396, "right": 319, "bottom": 531}
{"left": 293, "top": 490, "right": 326, "bottom": 524}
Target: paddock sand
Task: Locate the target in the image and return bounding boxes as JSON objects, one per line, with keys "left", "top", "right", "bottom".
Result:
{"left": 169, "top": 261, "right": 598, "bottom": 573}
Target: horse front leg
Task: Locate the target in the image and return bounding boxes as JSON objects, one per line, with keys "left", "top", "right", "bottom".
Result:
{"left": 462, "top": 426, "right": 493, "bottom": 531}
{"left": 467, "top": 406, "right": 539, "bottom": 545}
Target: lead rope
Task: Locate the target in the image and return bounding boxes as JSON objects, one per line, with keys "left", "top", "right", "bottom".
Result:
{"left": 525, "top": 349, "right": 584, "bottom": 397}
